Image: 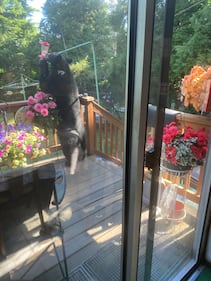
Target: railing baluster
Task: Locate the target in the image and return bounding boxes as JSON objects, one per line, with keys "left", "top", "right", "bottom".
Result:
{"left": 105, "top": 120, "right": 108, "bottom": 154}
{"left": 99, "top": 115, "right": 102, "bottom": 152}
{"left": 115, "top": 127, "right": 118, "bottom": 158}
{"left": 110, "top": 123, "right": 113, "bottom": 156}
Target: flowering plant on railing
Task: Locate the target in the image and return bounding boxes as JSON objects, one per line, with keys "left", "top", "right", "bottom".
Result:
{"left": 162, "top": 122, "right": 209, "bottom": 168}
{"left": 26, "top": 91, "right": 58, "bottom": 130}
{"left": 181, "top": 65, "right": 211, "bottom": 112}
{"left": 0, "top": 123, "right": 46, "bottom": 168}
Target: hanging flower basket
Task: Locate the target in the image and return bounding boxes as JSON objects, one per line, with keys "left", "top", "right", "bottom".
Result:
{"left": 161, "top": 159, "right": 192, "bottom": 172}
{"left": 162, "top": 122, "right": 209, "bottom": 169}
{"left": 25, "top": 91, "right": 58, "bottom": 130}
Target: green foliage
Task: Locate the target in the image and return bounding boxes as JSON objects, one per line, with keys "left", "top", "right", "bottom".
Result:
{"left": 0, "top": 0, "right": 38, "bottom": 74}
{"left": 149, "top": 0, "right": 166, "bottom": 105}
{"left": 0, "top": 0, "right": 40, "bottom": 102}
{"left": 169, "top": 0, "right": 211, "bottom": 110}
{"left": 70, "top": 57, "right": 94, "bottom": 94}
{"left": 40, "top": 0, "right": 114, "bottom": 98}
{"left": 1, "top": 0, "right": 211, "bottom": 115}
{"left": 108, "top": 0, "right": 128, "bottom": 105}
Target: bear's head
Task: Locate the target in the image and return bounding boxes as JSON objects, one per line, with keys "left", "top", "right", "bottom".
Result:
{"left": 47, "top": 53, "right": 72, "bottom": 77}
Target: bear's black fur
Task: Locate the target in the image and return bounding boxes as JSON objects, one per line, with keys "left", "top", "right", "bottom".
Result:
{"left": 39, "top": 53, "right": 86, "bottom": 173}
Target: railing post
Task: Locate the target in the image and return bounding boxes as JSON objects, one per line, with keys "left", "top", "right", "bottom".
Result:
{"left": 80, "top": 96, "right": 95, "bottom": 155}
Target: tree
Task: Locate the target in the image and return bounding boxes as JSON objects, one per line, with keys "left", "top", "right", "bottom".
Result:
{"left": 109, "top": 0, "right": 128, "bottom": 106}
{"left": 40, "top": 0, "right": 114, "bottom": 98}
{"left": 148, "top": 0, "right": 166, "bottom": 105}
{"left": 169, "top": 0, "right": 211, "bottom": 110}
{"left": 0, "top": 0, "right": 38, "bottom": 77}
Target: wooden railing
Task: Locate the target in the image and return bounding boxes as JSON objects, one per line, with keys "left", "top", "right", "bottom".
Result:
{"left": 1, "top": 97, "right": 211, "bottom": 204}
{"left": 175, "top": 112, "right": 211, "bottom": 204}
{"left": 0, "top": 97, "right": 124, "bottom": 165}
{"left": 80, "top": 96, "right": 124, "bottom": 165}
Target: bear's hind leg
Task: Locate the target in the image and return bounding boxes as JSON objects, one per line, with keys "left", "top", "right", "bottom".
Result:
{"left": 70, "top": 147, "right": 79, "bottom": 175}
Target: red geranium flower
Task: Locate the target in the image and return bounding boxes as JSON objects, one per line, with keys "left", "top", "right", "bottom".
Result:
{"left": 162, "top": 122, "right": 209, "bottom": 167}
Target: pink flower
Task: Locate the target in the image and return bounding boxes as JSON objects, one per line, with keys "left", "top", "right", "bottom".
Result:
{"left": 27, "top": 96, "right": 36, "bottom": 105}
{"left": 41, "top": 108, "right": 49, "bottom": 117}
{"left": 17, "top": 143, "right": 23, "bottom": 148}
{"left": 48, "top": 101, "right": 57, "bottom": 109}
{"left": 26, "top": 145, "right": 33, "bottom": 154}
{"left": 5, "top": 139, "right": 11, "bottom": 145}
{"left": 26, "top": 110, "right": 35, "bottom": 120}
{"left": 18, "top": 134, "right": 25, "bottom": 141}
{"left": 25, "top": 91, "right": 57, "bottom": 128}
{"left": 34, "top": 103, "right": 42, "bottom": 113}
{"left": 42, "top": 103, "right": 49, "bottom": 109}
{"left": 34, "top": 92, "right": 46, "bottom": 101}
{"left": 36, "top": 143, "right": 41, "bottom": 148}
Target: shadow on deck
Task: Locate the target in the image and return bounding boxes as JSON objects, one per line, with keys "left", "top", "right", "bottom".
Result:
{"left": 0, "top": 156, "right": 196, "bottom": 281}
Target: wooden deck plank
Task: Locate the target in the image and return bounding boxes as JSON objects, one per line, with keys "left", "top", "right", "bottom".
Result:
{"left": 0, "top": 156, "right": 123, "bottom": 280}
{"left": 0, "top": 156, "right": 197, "bottom": 281}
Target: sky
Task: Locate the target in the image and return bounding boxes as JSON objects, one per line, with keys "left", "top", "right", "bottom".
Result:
{"left": 28, "top": 0, "right": 46, "bottom": 24}
{"left": 28, "top": 0, "right": 118, "bottom": 24}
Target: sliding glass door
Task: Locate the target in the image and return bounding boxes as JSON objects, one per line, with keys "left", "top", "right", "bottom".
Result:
{"left": 123, "top": 0, "right": 211, "bottom": 280}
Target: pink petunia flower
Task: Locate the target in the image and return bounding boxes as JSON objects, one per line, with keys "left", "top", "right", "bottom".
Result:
{"left": 25, "top": 145, "right": 33, "bottom": 154}
{"left": 36, "top": 143, "right": 41, "bottom": 149}
{"left": 27, "top": 96, "right": 36, "bottom": 105}
{"left": 17, "top": 143, "right": 23, "bottom": 148}
{"left": 42, "top": 103, "right": 49, "bottom": 109}
{"left": 48, "top": 101, "right": 57, "bottom": 109}
{"left": 34, "top": 92, "right": 46, "bottom": 101}
{"left": 40, "top": 108, "right": 49, "bottom": 117}
{"left": 34, "top": 103, "right": 42, "bottom": 113}
{"left": 5, "top": 139, "right": 12, "bottom": 145}
{"left": 26, "top": 111, "right": 35, "bottom": 119}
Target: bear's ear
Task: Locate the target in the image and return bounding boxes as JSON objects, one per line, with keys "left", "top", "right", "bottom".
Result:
{"left": 66, "top": 58, "right": 73, "bottom": 64}
{"left": 47, "top": 52, "right": 59, "bottom": 63}
{"left": 48, "top": 52, "right": 67, "bottom": 64}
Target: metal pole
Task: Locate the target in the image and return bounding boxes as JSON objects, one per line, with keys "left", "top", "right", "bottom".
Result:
{"left": 58, "top": 41, "right": 92, "bottom": 54}
{"left": 91, "top": 43, "right": 100, "bottom": 104}
{"left": 21, "top": 74, "right": 26, "bottom": 100}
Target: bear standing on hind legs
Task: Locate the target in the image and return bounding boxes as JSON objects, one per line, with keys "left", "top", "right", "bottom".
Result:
{"left": 39, "top": 53, "right": 86, "bottom": 174}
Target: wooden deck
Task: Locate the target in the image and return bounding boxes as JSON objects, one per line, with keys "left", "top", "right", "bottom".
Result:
{"left": 0, "top": 156, "right": 197, "bottom": 281}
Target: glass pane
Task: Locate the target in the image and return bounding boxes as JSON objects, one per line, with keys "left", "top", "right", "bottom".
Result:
{"left": 0, "top": 1, "right": 128, "bottom": 280}
{"left": 139, "top": 1, "right": 211, "bottom": 280}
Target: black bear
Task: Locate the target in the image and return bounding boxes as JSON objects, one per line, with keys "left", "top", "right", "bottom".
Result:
{"left": 39, "top": 53, "right": 86, "bottom": 174}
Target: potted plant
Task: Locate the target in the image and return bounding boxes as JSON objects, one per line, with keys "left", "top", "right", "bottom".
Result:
{"left": 162, "top": 122, "right": 209, "bottom": 170}
{"left": 181, "top": 65, "right": 211, "bottom": 113}
{"left": 25, "top": 91, "right": 58, "bottom": 130}
{"left": 0, "top": 123, "right": 46, "bottom": 168}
